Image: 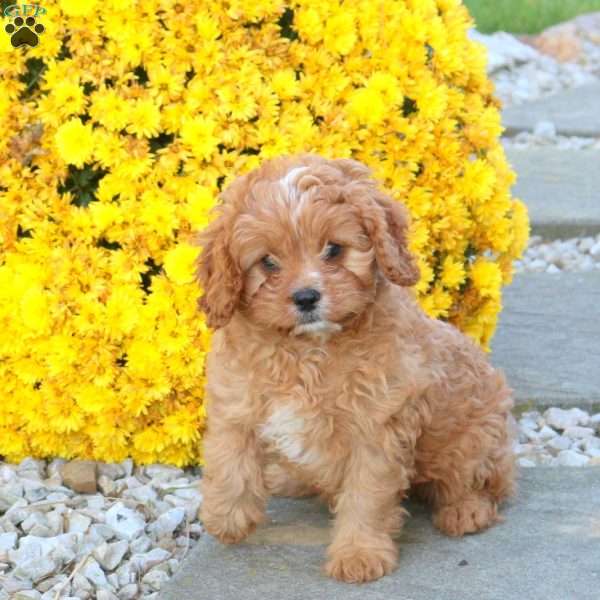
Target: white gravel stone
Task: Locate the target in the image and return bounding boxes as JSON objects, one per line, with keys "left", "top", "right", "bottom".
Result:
{"left": 583, "top": 437, "right": 600, "bottom": 451}
{"left": 0, "top": 532, "right": 18, "bottom": 554}
{"left": 36, "top": 575, "right": 68, "bottom": 594}
{"left": 537, "top": 425, "right": 558, "bottom": 440}
{"left": 98, "top": 475, "right": 117, "bottom": 496}
{"left": 22, "top": 481, "right": 49, "bottom": 503}
{"left": 130, "top": 547, "right": 171, "bottom": 575}
{"left": 115, "top": 562, "right": 136, "bottom": 587}
{"left": 123, "top": 484, "right": 158, "bottom": 504}
{"left": 563, "top": 426, "right": 595, "bottom": 439}
{"left": 18, "top": 459, "right": 45, "bottom": 479}
{"left": 93, "top": 540, "right": 129, "bottom": 571}
{"left": 130, "top": 534, "right": 152, "bottom": 554}
{"left": 556, "top": 450, "right": 591, "bottom": 466}
{"left": 533, "top": 120, "right": 557, "bottom": 139}
{"left": 89, "top": 524, "right": 115, "bottom": 542}
{"left": 97, "top": 463, "right": 126, "bottom": 481}
{"left": 12, "top": 557, "right": 57, "bottom": 583}
{"left": 547, "top": 435, "right": 573, "bottom": 452}
{"left": 117, "top": 583, "right": 139, "bottom": 599}
{"left": 96, "top": 590, "right": 119, "bottom": 600}
{"left": 105, "top": 503, "right": 146, "bottom": 541}
{"left": 66, "top": 511, "right": 92, "bottom": 534}
{"left": 142, "top": 567, "right": 170, "bottom": 591}
{"left": 13, "top": 591, "right": 42, "bottom": 600}
{"left": 82, "top": 557, "right": 109, "bottom": 587}
{"left": 145, "top": 465, "right": 185, "bottom": 483}
{"left": 148, "top": 507, "right": 186, "bottom": 539}
{"left": 544, "top": 407, "right": 589, "bottom": 430}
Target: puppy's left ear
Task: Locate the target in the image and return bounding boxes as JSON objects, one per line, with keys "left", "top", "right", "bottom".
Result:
{"left": 195, "top": 206, "right": 243, "bottom": 329}
{"left": 337, "top": 159, "right": 420, "bottom": 287}
{"left": 366, "top": 189, "right": 420, "bottom": 287}
{"left": 343, "top": 180, "right": 420, "bottom": 287}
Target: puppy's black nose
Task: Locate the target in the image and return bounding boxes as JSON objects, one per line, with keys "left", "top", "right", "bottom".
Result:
{"left": 292, "top": 288, "right": 321, "bottom": 312}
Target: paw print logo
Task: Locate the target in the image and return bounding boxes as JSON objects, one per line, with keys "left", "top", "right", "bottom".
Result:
{"left": 4, "top": 16, "right": 45, "bottom": 48}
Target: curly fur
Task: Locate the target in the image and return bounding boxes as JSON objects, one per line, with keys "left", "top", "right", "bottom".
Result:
{"left": 196, "top": 154, "right": 515, "bottom": 583}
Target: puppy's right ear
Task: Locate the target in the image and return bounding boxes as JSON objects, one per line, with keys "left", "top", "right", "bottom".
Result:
{"left": 195, "top": 205, "right": 243, "bottom": 330}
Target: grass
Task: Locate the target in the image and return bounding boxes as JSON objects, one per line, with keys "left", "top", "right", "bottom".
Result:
{"left": 464, "top": 0, "right": 600, "bottom": 34}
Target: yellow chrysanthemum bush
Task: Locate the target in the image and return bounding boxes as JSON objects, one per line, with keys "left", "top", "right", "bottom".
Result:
{"left": 0, "top": 0, "right": 528, "bottom": 465}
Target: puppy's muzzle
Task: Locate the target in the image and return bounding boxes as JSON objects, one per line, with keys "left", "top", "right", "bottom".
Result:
{"left": 292, "top": 288, "right": 321, "bottom": 313}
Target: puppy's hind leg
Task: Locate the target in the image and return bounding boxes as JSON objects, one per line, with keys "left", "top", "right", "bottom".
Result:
{"left": 415, "top": 375, "right": 516, "bottom": 537}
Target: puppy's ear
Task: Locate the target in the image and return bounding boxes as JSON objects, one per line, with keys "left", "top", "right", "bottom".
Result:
{"left": 338, "top": 160, "right": 420, "bottom": 287}
{"left": 369, "top": 190, "right": 420, "bottom": 287}
{"left": 195, "top": 205, "right": 243, "bottom": 329}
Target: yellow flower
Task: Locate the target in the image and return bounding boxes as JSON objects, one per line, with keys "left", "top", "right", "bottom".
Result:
{"left": 52, "top": 81, "right": 86, "bottom": 117}
{"left": 55, "top": 119, "right": 94, "bottom": 167}
{"left": 90, "top": 90, "right": 129, "bottom": 132}
{"left": 441, "top": 256, "right": 465, "bottom": 289}
{"left": 126, "top": 98, "right": 162, "bottom": 138}
{"left": 196, "top": 15, "right": 221, "bottom": 40}
{"left": 470, "top": 259, "right": 502, "bottom": 300}
{"left": 163, "top": 409, "right": 201, "bottom": 443}
{"left": 324, "top": 13, "right": 357, "bottom": 55}
{"left": 346, "top": 88, "right": 386, "bottom": 126}
{"left": 271, "top": 69, "right": 301, "bottom": 100}
{"left": 163, "top": 243, "right": 200, "bottom": 285}
{"left": 183, "top": 185, "right": 217, "bottom": 229}
{"left": 180, "top": 117, "right": 220, "bottom": 160}
{"left": 105, "top": 285, "right": 142, "bottom": 337}
{"left": 19, "top": 286, "right": 51, "bottom": 333}
{"left": 60, "top": 0, "right": 98, "bottom": 17}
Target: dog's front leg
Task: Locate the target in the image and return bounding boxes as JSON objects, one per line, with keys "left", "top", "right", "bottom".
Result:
{"left": 200, "top": 423, "right": 267, "bottom": 544}
{"left": 324, "top": 444, "right": 410, "bottom": 583}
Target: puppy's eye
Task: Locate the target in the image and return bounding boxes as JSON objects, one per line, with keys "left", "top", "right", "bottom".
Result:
{"left": 260, "top": 255, "right": 280, "bottom": 272}
{"left": 324, "top": 242, "right": 343, "bottom": 261}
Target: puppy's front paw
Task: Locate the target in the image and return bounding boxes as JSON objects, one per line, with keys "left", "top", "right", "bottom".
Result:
{"left": 325, "top": 542, "right": 398, "bottom": 583}
{"left": 201, "top": 502, "right": 264, "bottom": 545}
{"left": 434, "top": 495, "right": 498, "bottom": 537}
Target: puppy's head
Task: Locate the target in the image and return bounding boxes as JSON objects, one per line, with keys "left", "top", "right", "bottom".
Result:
{"left": 196, "top": 155, "right": 419, "bottom": 334}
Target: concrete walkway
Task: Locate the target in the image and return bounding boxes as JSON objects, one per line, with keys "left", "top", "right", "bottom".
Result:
{"left": 503, "top": 82, "right": 600, "bottom": 137}
{"left": 506, "top": 147, "right": 600, "bottom": 238}
{"left": 159, "top": 468, "right": 600, "bottom": 600}
{"left": 491, "top": 272, "right": 600, "bottom": 408}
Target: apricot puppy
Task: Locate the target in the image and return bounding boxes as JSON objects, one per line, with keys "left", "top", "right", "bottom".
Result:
{"left": 196, "top": 155, "right": 515, "bottom": 583}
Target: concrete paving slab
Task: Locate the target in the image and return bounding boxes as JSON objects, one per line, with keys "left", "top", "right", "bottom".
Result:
{"left": 491, "top": 272, "right": 600, "bottom": 408}
{"left": 159, "top": 468, "right": 600, "bottom": 600}
{"left": 503, "top": 83, "right": 600, "bottom": 137}
{"left": 506, "top": 147, "right": 600, "bottom": 238}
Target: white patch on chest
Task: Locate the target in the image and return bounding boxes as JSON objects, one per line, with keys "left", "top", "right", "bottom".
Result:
{"left": 259, "top": 405, "right": 319, "bottom": 466}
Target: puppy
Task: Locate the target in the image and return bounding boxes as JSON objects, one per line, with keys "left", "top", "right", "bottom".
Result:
{"left": 196, "top": 154, "right": 515, "bottom": 583}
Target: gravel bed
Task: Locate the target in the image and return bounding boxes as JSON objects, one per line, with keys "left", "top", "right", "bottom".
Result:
{"left": 515, "top": 407, "right": 600, "bottom": 467}
{"left": 502, "top": 121, "right": 600, "bottom": 150}
{"left": 492, "top": 57, "right": 596, "bottom": 107}
{"left": 473, "top": 30, "right": 600, "bottom": 107}
{"left": 2, "top": 407, "right": 599, "bottom": 597}
{"left": 0, "top": 460, "right": 203, "bottom": 599}
{"left": 514, "top": 234, "right": 600, "bottom": 273}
